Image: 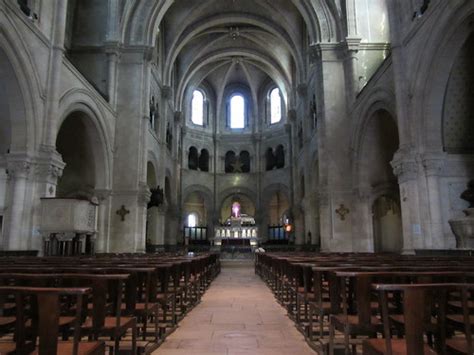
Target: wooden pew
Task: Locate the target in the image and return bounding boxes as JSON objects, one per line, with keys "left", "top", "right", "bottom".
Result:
{"left": 0, "top": 286, "right": 104, "bottom": 355}
{"left": 363, "top": 283, "right": 474, "bottom": 355}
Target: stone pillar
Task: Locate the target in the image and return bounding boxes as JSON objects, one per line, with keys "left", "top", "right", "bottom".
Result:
{"left": 344, "top": 38, "right": 362, "bottom": 105}
{"left": 31, "top": 149, "right": 65, "bottom": 252}
{"left": 311, "top": 43, "right": 352, "bottom": 251}
{"left": 318, "top": 190, "right": 330, "bottom": 252}
{"left": 351, "top": 187, "right": 373, "bottom": 252}
{"left": 4, "top": 157, "right": 32, "bottom": 250}
{"left": 294, "top": 206, "right": 305, "bottom": 245}
{"left": 105, "top": 45, "right": 120, "bottom": 108}
{"left": 136, "top": 184, "right": 151, "bottom": 252}
{"left": 43, "top": 0, "right": 68, "bottom": 147}
{"left": 109, "top": 48, "right": 151, "bottom": 252}
{"left": 421, "top": 154, "right": 445, "bottom": 249}
{"left": 153, "top": 204, "right": 167, "bottom": 246}
{"left": 95, "top": 189, "right": 112, "bottom": 252}
{"left": 391, "top": 150, "right": 422, "bottom": 254}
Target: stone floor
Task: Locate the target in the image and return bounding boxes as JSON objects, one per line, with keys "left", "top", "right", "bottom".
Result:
{"left": 153, "top": 260, "right": 316, "bottom": 355}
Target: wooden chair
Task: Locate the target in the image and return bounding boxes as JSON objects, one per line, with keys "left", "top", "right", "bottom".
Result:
{"left": 363, "top": 283, "right": 474, "bottom": 355}
{"left": 0, "top": 286, "right": 104, "bottom": 355}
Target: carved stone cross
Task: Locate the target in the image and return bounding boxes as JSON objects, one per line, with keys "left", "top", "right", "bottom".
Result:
{"left": 335, "top": 204, "right": 350, "bottom": 221}
{"left": 116, "top": 205, "right": 130, "bottom": 222}
{"left": 231, "top": 158, "right": 243, "bottom": 173}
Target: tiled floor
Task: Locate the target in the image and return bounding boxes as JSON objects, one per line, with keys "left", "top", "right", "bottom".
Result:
{"left": 153, "top": 260, "right": 316, "bottom": 355}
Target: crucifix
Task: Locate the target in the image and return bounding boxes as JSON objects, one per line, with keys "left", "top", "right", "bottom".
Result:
{"left": 335, "top": 204, "right": 350, "bottom": 221}
{"left": 116, "top": 205, "right": 130, "bottom": 222}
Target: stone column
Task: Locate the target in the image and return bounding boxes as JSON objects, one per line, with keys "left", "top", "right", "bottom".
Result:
{"left": 43, "top": 0, "right": 68, "bottom": 147}
{"left": 311, "top": 43, "right": 352, "bottom": 251}
{"left": 95, "top": 189, "right": 112, "bottom": 252}
{"left": 136, "top": 184, "right": 151, "bottom": 252}
{"left": 109, "top": 48, "right": 151, "bottom": 252}
{"left": 105, "top": 44, "right": 120, "bottom": 108}
{"left": 4, "top": 157, "right": 32, "bottom": 250}
{"left": 153, "top": 203, "right": 168, "bottom": 246}
{"left": 31, "top": 149, "right": 65, "bottom": 252}
{"left": 391, "top": 150, "right": 422, "bottom": 254}
{"left": 421, "top": 154, "right": 445, "bottom": 249}
{"left": 344, "top": 38, "right": 362, "bottom": 105}
{"left": 294, "top": 206, "right": 305, "bottom": 246}
{"left": 318, "top": 190, "right": 330, "bottom": 252}
{"left": 351, "top": 187, "right": 373, "bottom": 252}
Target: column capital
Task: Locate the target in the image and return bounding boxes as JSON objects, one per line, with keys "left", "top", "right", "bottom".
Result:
{"left": 137, "top": 183, "right": 151, "bottom": 207}
{"left": 420, "top": 153, "right": 445, "bottom": 177}
{"left": 297, "top": 84, "right": 308, "bottom": 98}
{"left": 344, "top": 37, "right": 362, "bottom": 53}
{"left": 34, "top": 148, "right": 65, "bottom": 183}
{"left": 6, "top": 159, "right": 31, "bottom": 180}
{"left": 309, "top": 43, "right": 343, "bottom": 63}
{"left": 162, "top": 86, "right": 173, "bottom": 100}
{"left": 391, "top": 148, "right": 419, "bottom": 183}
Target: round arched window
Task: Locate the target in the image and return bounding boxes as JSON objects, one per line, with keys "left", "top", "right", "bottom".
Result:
{"left": 187, "top": 213, "right": 198, "bottom": 227}
{"left": 191, "top": 90, "right": 204, "bottom": 125}
{"left": 230, "top": 95, "right": 245, "bottom": 129}
{"left": 270, "top": 88, "right": 281, "bottom": 124}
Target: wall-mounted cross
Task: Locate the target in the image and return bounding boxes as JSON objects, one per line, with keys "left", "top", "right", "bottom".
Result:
{"left": 335, "top": 204, "right": 350, "bottom": 221}
{"left": 116, "top": 205, "right": 130, "bottom": 222}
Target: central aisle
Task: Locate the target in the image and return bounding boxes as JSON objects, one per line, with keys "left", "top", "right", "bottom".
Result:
{"left": 153, "top": 260, "right": 315, "bottom": 355}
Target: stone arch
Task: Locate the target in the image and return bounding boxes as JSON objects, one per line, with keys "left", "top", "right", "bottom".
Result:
{"left": 351, "top": 93, "right": 398, "bottom": 188}
{"left": 182, "top": 185, "right": 214, "bottom": 226}
{"left": 353, "top": 104, "right": 401, "bottom": 253}
{"left": 57, "top": 98, "right": 112, "bottom": 190}
{"left": 176, "top": 49, "right": 291, "bottom": 111}
{"left": 262, "top": 183, "right": 291, "bottom": 209}
{"left": 357, "top": 108, "right": 399, "bottom": 190}
{"left": 218, "top": 187, "right": 258, "bottom": 216}
{"left": 188, "top": 146, "right": 199, "bottom": 170}
{"left": 146, "top": 150, "right": 160, "bottom": 183}
{"left": 55, "top": 108, "right": 109, "bottom": 198}
{"left": 0, "top": 22, "right": 41, "bottom": 152}
{"left": 123, "top": 0, "right": 339, "bottom": 48}
{"left": 412, "top": 2, "right": 474, "bottom": 151}
{"left": 162, "top": 13, "right": 305, "bottom": 85}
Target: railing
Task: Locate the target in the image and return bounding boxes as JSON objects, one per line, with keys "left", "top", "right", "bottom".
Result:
{"left": 214, "top": 226, "right": 258, "bottom": 239}
{"left": 267, "top": 225, "right": 289, "bottom": 241}
{"left": 183, "top": 227, "right": 208, "bottom": 241}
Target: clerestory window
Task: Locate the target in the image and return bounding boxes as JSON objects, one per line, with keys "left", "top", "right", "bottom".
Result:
{"left": 230, "top": 95, "right": 245, "bottom": 129}
{"left": 270, "top": 88, "right": 282, "bottom": 124}
{"left": 191, "top": 90, "right": 204, "bottom": 126}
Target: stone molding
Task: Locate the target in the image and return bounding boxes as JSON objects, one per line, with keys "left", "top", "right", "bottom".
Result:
{"left": 421, "top": 154, "right": 445, "bottom": 177}
{"left": 391, "top": 149, "right": 418, "bottom": 183}
{"left": 137, "top": 183, "right": 152, "bottom": 207}
{"left": 6, "top": 160, "right": 31, "bottom": 180}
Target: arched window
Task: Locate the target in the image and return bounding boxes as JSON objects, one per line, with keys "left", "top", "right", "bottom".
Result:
{"left": 230, "top": 95, "right": 245, "bottom": 129}
{"left": 188, "top": 147, "right": 198, "bottom": 170}
{"left": 225, "top": 151, "right": 236, "bottom": 173}
{"left": 191, "top": 90, "right": 204, "bottom": 126}
{"left": 240, "top": 151, "right": 251, "bottom": 173}
{"left": 270, "top": 88, "right": 282, "bottom": 124}
{"left": 187, "top": 213, "right": 198, "bottom": 227}
{"left": 275, "top": 145, "right": 285, "bottom": 169}
{"left": 266, "top": 148, "right": 275, "bottom": 171}
{"left": 199, "top": 149, "right": 209, "bottom": 172}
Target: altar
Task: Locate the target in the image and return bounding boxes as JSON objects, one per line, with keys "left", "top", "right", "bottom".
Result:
{"left": 212, "top": 201, "right": 258, "bottom": 248}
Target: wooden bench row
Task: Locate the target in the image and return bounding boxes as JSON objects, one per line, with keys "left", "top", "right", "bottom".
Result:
{"left": 255, "top": 252, "right": 474, "bottom": 354}
{"left": 0, "top": 252, "right": 220, "bottom": 354}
